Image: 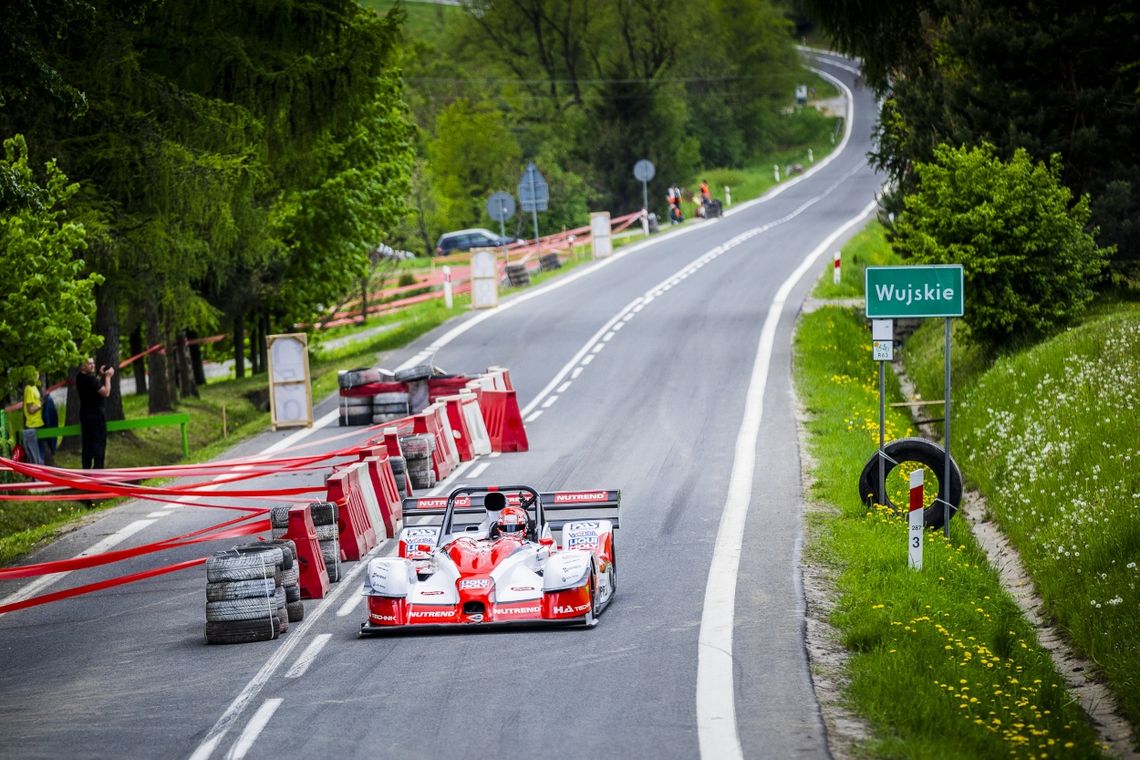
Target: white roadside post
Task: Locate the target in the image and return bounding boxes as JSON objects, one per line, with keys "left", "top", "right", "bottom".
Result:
{"left": 908, "top": 469, "right": 924, "bottom": 570}
{"left": 773, "top": 165, "right": 781, "bottom": 182}
{"left": 724, "top": 186, "right": 732, "bottom": 207}
{"left": 833, "top": 250, "right": 842, "bottom": 285}
{"left": 808, "top": 148, "right": 814, "bottom": 164}
{"left": 443, "top": 265, "right": 453, "bottom": 309}
{"left": 871, "top": 319, "right": 894, "bottom": 505}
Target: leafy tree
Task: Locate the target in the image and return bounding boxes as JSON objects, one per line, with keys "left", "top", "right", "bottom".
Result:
{"left": 0, "top": 135, "right": 102, "bottom": 397}
{"left": 892, "top": 144, "right": 1110, "bottom": 351}
{"left": 427, "top": 99, "right": 521, "bottom": 235}
{"left": 804, "top": 0, "right": 1140, "bottom": 287}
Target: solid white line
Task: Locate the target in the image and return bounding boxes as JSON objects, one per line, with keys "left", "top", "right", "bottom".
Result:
{"left": 335, "top": 595, "right": 361, "bottom": 618}
{"left": 285, "top": 633, "right": 332, "bottom": 677}
{"left": 467, "top": 462, "right": 490, "bottom": 479}
{"left": 556, "top": 381, "right": 572, "bottom": 393}
{"left": 0, "top": 519, "right": 157, "bottom": 614}
{"left": 224, "top": 698, "right": 282, "bottom": 760}
{"left": 695, "top": 200, "right": 876, "bottom": 760}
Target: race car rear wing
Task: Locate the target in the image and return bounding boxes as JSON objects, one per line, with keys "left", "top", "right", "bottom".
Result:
{"left": 401, "top": 489, "right": 621, "bottom": 533}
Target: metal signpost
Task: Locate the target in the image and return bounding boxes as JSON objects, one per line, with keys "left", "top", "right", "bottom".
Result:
{"left": 865, "top": 264, "right": 964, "bottom": 538}
{"left": 486, "top": 191, "right": 515, "bottom": 241}
{"left": 632, "top": 159, "right": 655, "bottom": 214}
{"left": 517, "top": 162, "right": 548, "bottom": 246}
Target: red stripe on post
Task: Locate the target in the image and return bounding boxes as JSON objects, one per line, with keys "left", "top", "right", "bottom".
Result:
{"left": 909, "top": 469, "right": 924, "bottom": 512}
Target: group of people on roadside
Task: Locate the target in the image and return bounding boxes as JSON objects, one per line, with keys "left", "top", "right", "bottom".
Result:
{"left": 665, "top": 179, "right": 715, "bottom": 224}
{"left": 19, "top": 358, "right": 114, "bottom": 472}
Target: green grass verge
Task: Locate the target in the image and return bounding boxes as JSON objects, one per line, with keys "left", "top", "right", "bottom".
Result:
{"left": 809, "top": 219, "right": 902, "bottom": 299}
{"left": 902, "top": 306, "right": 1140, "bottom": 729}
{"left": 794, "top": 305, "right": 1106, "bottom": 758}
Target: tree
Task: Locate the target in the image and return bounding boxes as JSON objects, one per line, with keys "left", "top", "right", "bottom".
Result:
{"left": 892, "top": 144, "right": 1110, "bottom": 351}
{"left": 804, "top": 0, "right": 1140, "bottom": 287}
{"left": 427, "top": 99, "right": 522, "bottom": 235}
{"left": 0, "top": 135, "right": 102, "bottom": 397}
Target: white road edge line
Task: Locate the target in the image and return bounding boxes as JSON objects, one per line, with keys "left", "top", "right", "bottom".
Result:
{"left": 224, "top": 698, "right": 282, "bottom": 760}
{"left": 285, "top": 634, "right": 332, "bottom": 678}
{"left": 694, "top": 200, "right": 876, "bottom": 760}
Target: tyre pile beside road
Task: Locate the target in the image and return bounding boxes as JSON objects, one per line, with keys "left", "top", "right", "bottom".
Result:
{"left": 271, "top": 503, "right": 341, "bottom": 583}
{"left": 337, "top": 363, "right": 437, "bottom": 427}
{"left": 204, "top": 540, "right": 303, "bottom": 645}
{"left": 398, "top": 433, "right": 436, "bottom": 490}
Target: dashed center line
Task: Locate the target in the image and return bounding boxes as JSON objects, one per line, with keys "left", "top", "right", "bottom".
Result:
{"left": 285, "top": 634, "right": 332, "bottom": 678}
{"left": 556, "top": 381, "right": 572, "bottom": 393}
{"left": 541, "top": 396, "right": 558, "bottom": 409}
{"left": 225, "top": 698, "right": 282, "bottom": 760}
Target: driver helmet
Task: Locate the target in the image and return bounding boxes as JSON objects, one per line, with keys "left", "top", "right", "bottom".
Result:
{"left": 496, "top": 506, "right": 528, "bottom": 538}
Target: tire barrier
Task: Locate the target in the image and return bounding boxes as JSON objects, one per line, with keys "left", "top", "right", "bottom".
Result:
{"left": 505, "top": 262, "right": 531, "bottom": 287}
{"left": 539, "top": 253, "right": 562, "bottom": 272}
{"left": 204, "top": 545, "right": 290, "bottom": 644}
{"left": 858, "top": 437, "right": 963, "bottom": 529}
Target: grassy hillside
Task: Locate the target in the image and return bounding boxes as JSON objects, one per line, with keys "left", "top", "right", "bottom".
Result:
{"left": 903, "top": 307, "right": 1140, "bottom": 728}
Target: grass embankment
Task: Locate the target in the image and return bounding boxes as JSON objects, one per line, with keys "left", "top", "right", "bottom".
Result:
{"left": 794, "top": 220, "right": 1113, "bottom": 756}
{"left": 903, "top": 307, "right": 1140, "bottom": 730}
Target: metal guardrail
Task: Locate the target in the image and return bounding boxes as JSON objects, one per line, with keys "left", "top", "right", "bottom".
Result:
{"left": 36, "top": 412, "right": 191, "bottom": 458}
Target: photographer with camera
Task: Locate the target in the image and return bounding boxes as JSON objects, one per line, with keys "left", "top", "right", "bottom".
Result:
{"left": 77, "top": 357, "right": 114, "bottom": 470}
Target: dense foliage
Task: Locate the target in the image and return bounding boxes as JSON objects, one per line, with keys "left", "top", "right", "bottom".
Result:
{"left": 0, "top": 135, "right": 102, "bottom": 397}
{"left": 805, "top": 0, "right": 1140, "bottom": 289}
{"left": 391, "top": 0, "right": 812, "bottom": 250}
{"left": 893, "top": 144, "right": 1110, "bottom": 351}
{"left": 0, "top": 0, "right": 414, "bottom": 411}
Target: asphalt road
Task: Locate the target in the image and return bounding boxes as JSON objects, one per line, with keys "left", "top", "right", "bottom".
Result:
{"left": 0, "top": 52, "right": 880, "bottom": 760}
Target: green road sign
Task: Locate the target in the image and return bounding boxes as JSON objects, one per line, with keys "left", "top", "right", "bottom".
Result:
{"left": 865, "top": 265, "right": 964, "bottom": 318}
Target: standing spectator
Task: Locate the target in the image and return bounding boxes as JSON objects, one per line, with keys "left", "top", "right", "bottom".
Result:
{"left": 41, "top": 390, "right": 59, "bottom": 464}
{"left": 77, "top": 358, "right": 114, "bottom": 469}
{"left": 21, "top": 379, "right": 46, "bottom": 465}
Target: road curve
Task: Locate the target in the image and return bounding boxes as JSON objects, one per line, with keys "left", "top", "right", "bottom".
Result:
{"left": 0, "top": 52, "right": 880, "bottom": 760}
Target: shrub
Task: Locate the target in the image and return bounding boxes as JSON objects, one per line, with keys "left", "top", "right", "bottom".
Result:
{"left": 397, "top": 272, "right": 416, "bottom": 287}
{"left": 891, "top": 143, "right": 1111, "bottom": 351}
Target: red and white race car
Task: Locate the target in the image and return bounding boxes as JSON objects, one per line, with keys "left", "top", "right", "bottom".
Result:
{"left": 360, "top": 485, "right": 619, "bottom": 634}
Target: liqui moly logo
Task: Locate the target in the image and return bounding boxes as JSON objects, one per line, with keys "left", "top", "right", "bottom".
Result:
{"left": 552, "top": 491, "right": 608, "bottom": 503}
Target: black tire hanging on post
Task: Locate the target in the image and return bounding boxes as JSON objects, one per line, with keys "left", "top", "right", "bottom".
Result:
{"left": 857, "top": 437, "right": 963, "bottom": 529}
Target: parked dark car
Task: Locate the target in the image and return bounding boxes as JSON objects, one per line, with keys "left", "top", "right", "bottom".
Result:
{"left": 435, "top": 228, "right": 515, "bottom": 256}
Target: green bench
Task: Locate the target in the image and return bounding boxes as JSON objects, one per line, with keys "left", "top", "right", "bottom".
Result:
{"left": 36, "top": 412, "right": 191, "bottom": 458}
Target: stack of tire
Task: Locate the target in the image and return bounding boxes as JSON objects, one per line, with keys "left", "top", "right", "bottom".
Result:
{"left": 505, "top": 262, "right": 531, "bottom": 287}
{"left": 310, "top": 501, "right": 342, "bottom": 583}
{"left": 394, "top": 364, "right": 434, "bottom": 414}
{"left": 539, "top": 252, "right": 562, "bottom": 272}
{"left": 399, "top": 433, "right": 437, "bottom": 491}
{"left": 388, "top": 454, "right": 410, "bottom": 497}
{"left": 372, "top": 391, "right": 410, "bottom": 424}
{"left": 205, "top": 543, "right": 299, "bottom": 644}
{"left": 270, "top": 502, "right": 341, "bottom": 583}
{"left": 338, "top": 367, "right": 385, "bottom": 426}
